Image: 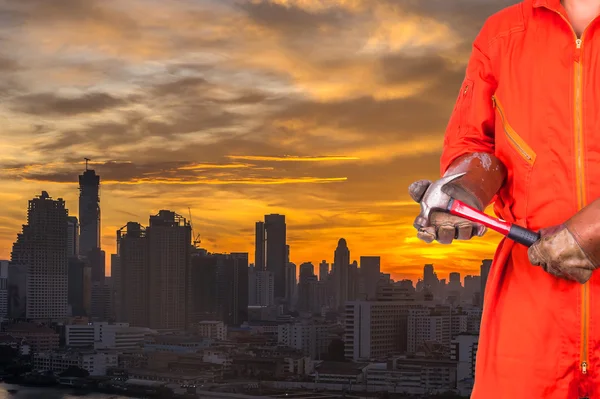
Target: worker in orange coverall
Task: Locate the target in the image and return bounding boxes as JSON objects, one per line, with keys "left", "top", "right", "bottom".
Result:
{"left": 408, "top": 0, "right": 600, "bottom": 397}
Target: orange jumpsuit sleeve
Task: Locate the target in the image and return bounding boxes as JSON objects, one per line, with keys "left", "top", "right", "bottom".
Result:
{"left": 439, "top": 34, "right": 498, "bottom": 176}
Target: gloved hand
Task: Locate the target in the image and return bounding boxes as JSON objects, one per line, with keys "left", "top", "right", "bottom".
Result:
{"left": 528, "top": 201, "right": 600, "bottom": 283}
{"left": 409, "top": 179, "right": 486, "bottom": 244}
{"left": 409, "top": 152, "right": 507, "bottom": 245}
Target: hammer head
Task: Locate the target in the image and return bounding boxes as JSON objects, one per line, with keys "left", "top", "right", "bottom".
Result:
{"left": 413, "top": 172, "right": 467, "bottom": 230}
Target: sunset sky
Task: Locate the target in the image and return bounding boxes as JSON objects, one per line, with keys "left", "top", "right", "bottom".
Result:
{"left": 0, "top": 0, "right": 517, "bottom": 281}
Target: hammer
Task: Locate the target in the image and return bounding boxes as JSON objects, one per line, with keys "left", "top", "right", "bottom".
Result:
{"left": 414, "top": 172, "right": 541, "bottom": 247}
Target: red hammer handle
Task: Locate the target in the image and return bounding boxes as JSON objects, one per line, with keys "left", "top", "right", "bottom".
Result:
{"left": 447, "top": 199, "right": 540, "bottom": 247}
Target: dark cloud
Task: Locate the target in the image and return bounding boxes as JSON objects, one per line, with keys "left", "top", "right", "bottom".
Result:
{"left": 239, "top": 1, "right": 348, "bottom": 35}
{"left": 220, "top": 92, "right": 270, "bottom": 104}
{"left": 272, "top": 95, "right": 447, "bottom": 140}
{"left": 398, "top": 0, "right": 519, "bottom": 40}
{"left": 377, "top": 53, "right": 462, "bottom": 86}
{"left": 150, "top": 77, "right": 209, "bottom": 97}
{"left": 3, "top": 0, "right": 138, "bottom": 31}
{"left": 0, "top": 57, "right": 19, "bottom": 72}
{"left": 11, "top": 92, "right": 128, "bottom": 116}
{"left": 31, "top": 72, "right": 273, "bottom": 152}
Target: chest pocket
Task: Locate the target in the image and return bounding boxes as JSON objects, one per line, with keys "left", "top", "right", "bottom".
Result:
{"left": 492, "top": 95, "right": 537, "bottom": 222}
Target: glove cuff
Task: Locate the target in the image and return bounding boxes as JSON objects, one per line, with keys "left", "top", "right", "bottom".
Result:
{"left": 442, "top": 152, "right": 507, "bottom": 211}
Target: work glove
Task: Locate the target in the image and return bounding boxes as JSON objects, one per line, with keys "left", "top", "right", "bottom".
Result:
{"left": 528, "top": 202, "right": 600, "bottom": 283}
{"left": 409, "top": 152, "right": 507, "bottom": 245}
{"left": 409, "top": 179, "right": 486, "bottom": 244}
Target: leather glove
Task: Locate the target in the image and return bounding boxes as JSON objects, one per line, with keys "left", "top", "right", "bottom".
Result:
{"left": 528, "top": 201, "right": 600, "bottom": 284}
{"left": 409, "top": 152, "right": 507, "bottom": 245}
{"left": 409, "top": 179, "right": 486, "bottom": 244}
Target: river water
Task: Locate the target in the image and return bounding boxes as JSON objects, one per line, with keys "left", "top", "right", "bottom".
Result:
{"left": 0, "top": 383, "right": 133, "bottom": 398}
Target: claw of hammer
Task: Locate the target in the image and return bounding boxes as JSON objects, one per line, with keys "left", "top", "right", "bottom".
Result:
{"left": 413, "top": 172, "right": 467, "bottom": 230}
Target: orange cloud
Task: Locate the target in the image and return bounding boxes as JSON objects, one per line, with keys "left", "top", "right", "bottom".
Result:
{"left": 226, "top": 155, "right": 359, "bottom": 162}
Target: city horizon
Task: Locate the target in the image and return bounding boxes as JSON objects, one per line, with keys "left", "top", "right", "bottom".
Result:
{"left": 0, "top": 167, "right": 497, "bottom": 283}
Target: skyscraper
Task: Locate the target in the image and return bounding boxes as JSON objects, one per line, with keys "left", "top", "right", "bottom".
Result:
{"left": 481, "top": 259, "right": 492, "bottom": 304}
{"left": 110, "top": 254, "right": 121, "bottom": 321}
{"left": 117, "top": 222, "right": 149, "bottom": 327}
{"left": 78, "top": 162, "right": 100, "bottom": 256}
{"left": 333, "top": 238, "right": 350, "bottom": 310}
{"left": 147, "top": 210, "right": 191, "bottom": 330}
{"left": 359, "top": 256, "right": 380, "bottom": 300}
{"left": 285, "top": 262, "right": 297, "bottom": 308}
{"left": 78, "top": 163, "right": 105, "bottom": 319}
{"left": 216, "top": 253, "right": 249, "bottom": 326}
{"left": 254, "top": 221, "right": 265, "bottom": 271}
{"left": 88, "top": 248, "right": 106, "bottom": 319}
{"left": 189, "top": 251, "right": 218, "bottom": 324}
{"left": 0, "top": 260, "right": 8, "bottom": 320}
{"left": 68, "top": 257, "right": 91, "bottom": 317}
{"left": 67, "top": 216, "right": 79, "bottom": 257}
{"left": 319, "top": 260, "right": 329, "bottom": 282}
{"left": 264, "top": 214, "right": 286, "bottom": 299}
{"left": 9, "top": 191, "right": 69, "bottom": 320}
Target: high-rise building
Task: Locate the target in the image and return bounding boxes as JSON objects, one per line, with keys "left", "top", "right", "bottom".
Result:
{"left": 9, "top": 191, "right": 69, "bottom": 320}
{"left": 254, "top": 221, "right": 265, "bottom": 271}
{"left": 480, "top": 259, "right": 492, "bottom": 305}
{"left": 88, "top": 248, "right": 106, "bottom": 319}
{"left": 117, "top": 222, "right": 148, "bottom": 327}
{"left": 319, "top": 260, "right": 329, "bottom": 282}
{"left": 249, "top": 269, "right": 274, "bottom": 307}
{"left": 68, "top": 257, "right": 91, "bottom": 317}
{"left": 285, "top": 262, "right": 297, "bottom": 307}
{"left": 344, "top": 300, "right": 420, "bottom": 361}
{"left": 359, "top": 256, "right": 380, "bottom": 300}
{"left": 147, "top": 210, "right": 191, "bottom": 330}
{"left": 297, "top": 263, "right": 318, "bottom": 313}
{"left": 449, "top": 272, "right": 462, "bottom": 292}
{"left": 110, "top": 254, "right": 121, "bottom": 321}
{"left": 67, "top": 216, "right": 79, "bottom": 257}
{"left": 264, "top": 214, "right": 286, "bottom": 299}
{"left": 333, "top": 238, "right": 350, "bottom": 309}
{"left": 189, "top": 250, "right": 218, "bottom": 324}
{"left": 103, "top": 277, "right": 113, "bottom": 321}
{"left": 0, "top": 260, "right": 8, "bottom": 320}
{"left": 78, "top": 163, "right": 100, "bottom": 256}
{"left": 216, "top": 253, "right": 249, "bottom": 326}
{"left": 78, "top": 163, "right": 104, "bottom": 320}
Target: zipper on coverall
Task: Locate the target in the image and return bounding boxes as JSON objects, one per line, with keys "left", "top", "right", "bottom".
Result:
{"left": 548, "top": 10, "right": 589, "bottom": 379}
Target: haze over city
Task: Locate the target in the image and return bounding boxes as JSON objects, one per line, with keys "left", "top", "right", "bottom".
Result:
{"left": 0, "top": 0, "right": 515, "bottom": 280}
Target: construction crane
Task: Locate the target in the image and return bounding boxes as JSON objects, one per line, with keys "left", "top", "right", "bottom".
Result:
{"left": 188, "top": 207, "right": 201, "bottom": 247}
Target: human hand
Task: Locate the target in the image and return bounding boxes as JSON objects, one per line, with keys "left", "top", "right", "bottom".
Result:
{"left": 409, "top": 179, "right": 486, "bottom": 244}
{"left": 528, "top": 224, "right": 594, "bottom": 284}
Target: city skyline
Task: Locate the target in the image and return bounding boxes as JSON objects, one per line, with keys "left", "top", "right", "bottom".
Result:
{"left": 1, "top": 182, "right": 496, "bottom": 283}
{"left": 0, "top": 0, "right": 513, "bottom": 280}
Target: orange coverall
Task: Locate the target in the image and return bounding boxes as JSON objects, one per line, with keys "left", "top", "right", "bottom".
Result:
{"left": 440, "top": 0, "right": 600, "bottom": 397}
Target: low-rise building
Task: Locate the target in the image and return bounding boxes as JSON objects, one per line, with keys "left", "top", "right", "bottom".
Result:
{"left": 5, "top": 323, "right": 59, "bottom": 353}
{"left": 66, "top": 322, "right": 150, "bottom": 351}
{"left": 34, "top": 350, "right": 118, "bottom": 376}
{"left": 194, "top": 321, "right": 226, "bottom": 341}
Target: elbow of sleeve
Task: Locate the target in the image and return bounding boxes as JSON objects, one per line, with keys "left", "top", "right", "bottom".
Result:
{"left": 440, "top": 139, "right": 496, "bottom": 177}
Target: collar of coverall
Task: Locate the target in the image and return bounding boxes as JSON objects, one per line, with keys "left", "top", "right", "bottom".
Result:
{"left": 532, "top": 0, "right": 563, "bottom": 11}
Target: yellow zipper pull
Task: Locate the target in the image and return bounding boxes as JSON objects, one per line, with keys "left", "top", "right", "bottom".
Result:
{"left": 576, "top": 39, "right": 582, "bottom": 48}
{"left": 582, "top": 361, "right": 587, "bottom": 374}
